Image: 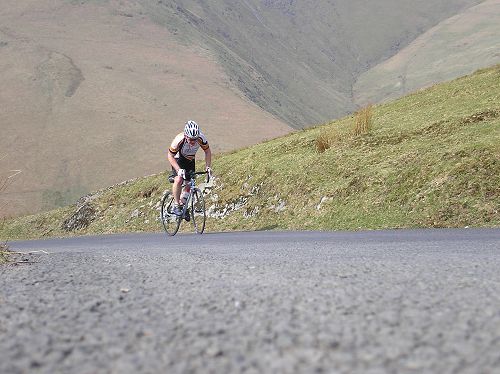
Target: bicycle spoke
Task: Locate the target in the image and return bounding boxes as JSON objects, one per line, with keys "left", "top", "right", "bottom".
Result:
{"left": 191, "top": 189, "right": 206, "bottom": 234}
{"left": 161, "top": 194, "right": 181, "bottom": 236}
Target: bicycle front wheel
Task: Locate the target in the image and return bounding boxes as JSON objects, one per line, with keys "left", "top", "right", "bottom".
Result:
{"left": 191, "top": 188, "right": 206, "bottom": 234}
{"left": 161, "top": 194, "right": 181, "bottom": 236}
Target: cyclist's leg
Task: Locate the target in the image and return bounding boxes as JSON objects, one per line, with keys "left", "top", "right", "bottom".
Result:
{"left": 183, "top": 159, "right": 196, "bottom": 196}
{"left": 181, "top": 160, "right": 195, "bottom": 221}
{"left": 174, "top": 157, "right": 195, "bottom": 206}
{"left": 171, "top": 166, "right": 183, "bottom": 206}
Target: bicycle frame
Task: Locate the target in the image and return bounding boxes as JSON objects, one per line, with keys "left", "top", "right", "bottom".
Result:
{"left": 179, "top": 178, "right": 196, "bottom": 217}
{"left": 161, "top": 171, "right": 209, "bottom": 236}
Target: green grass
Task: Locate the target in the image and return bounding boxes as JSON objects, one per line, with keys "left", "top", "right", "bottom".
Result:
{"left": 1, "top": 65, "right": 499, "bottom": 240}
{"left": 0, "top": 243, "right": 10, "bottom": 264}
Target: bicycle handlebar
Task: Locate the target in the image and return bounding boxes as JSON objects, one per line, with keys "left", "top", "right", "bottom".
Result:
{"left": 189, "top": 171, "right": 208, "bottom": 176}
{"left": 191, "top": 171, "right": 210, "bottom": 183}
{"left": 168, "top": 170, "right": 211, "bottom": 184}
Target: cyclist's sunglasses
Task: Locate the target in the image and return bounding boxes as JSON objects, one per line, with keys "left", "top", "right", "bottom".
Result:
{"left": 186, "top": 135, "right": 198, "bottom": 141}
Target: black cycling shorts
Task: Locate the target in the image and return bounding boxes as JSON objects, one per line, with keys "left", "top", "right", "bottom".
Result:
{"left": 172, "top": 156, "right": 195, "bottom": 180}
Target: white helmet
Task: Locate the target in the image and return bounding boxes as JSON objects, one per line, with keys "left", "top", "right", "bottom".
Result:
{"left": 184, "top": 120, "right": 200, "bottom": 139}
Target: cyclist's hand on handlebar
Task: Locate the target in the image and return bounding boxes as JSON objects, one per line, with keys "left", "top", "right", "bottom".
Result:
{"left": 177, "top": 168, "right": 186, "bottom": 179}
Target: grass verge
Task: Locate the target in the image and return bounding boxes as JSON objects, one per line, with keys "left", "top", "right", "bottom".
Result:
{"left": 0, "top": 243, "right": 10, "bottom": 264}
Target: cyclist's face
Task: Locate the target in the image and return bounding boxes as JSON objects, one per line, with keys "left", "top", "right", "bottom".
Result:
{"left": 186, "top": 136, "right": 198, "bottom": 144}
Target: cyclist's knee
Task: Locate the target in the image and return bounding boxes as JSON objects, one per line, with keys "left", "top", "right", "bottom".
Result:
{"left": 174, "top": 176, "right": 183, "bottom": 184}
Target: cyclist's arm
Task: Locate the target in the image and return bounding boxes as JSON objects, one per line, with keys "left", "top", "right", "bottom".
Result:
{"left": 168, "top": 151, "right": 181, "bottom": 172}
{"left": 168, "top": 133, "right": 184, "bottom": 172}
{"left": 198, "top": 134, "right": 211, "bottom": 169}
{"left": 204, "top": 147, "right": 212, "bottom": 169}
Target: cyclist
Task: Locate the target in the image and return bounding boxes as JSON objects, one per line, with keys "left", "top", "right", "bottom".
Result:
{"left": 168, "top": 120, "right": 212, "bottom": 217}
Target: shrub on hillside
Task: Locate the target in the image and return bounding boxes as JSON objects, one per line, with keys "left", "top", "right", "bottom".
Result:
{"left": 315, "top": 131, "right": 332, "bottom": 153}
{"left": 315, "top": 126, "right": 344, "bottom": 153}
{"left": 353, "top": 104, "right": 373, "bottom": 136}
{"left": 315, "top": 103, "right": 374, "bottom": 153}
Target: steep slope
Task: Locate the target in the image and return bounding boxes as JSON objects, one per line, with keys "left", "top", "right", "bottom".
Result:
{"left": 142, "top": 0, "right": 484, "bottom": 127}
{"left": 0, "top": 0, "right": 291, "bottom": 218}
{"left": 354, "top": 0, "right": 500, "bottom": 106}
{"left": 2, "top": 65, "right": 498, "bottom": 239}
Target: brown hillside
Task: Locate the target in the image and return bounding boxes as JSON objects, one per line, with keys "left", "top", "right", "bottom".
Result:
{"left": 0, "top": 0, "right": 291, "bottom": 217}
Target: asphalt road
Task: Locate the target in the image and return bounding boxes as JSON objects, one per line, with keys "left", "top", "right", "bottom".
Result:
{"left": 2, "top": 229, "right": 500, "bottom": 373}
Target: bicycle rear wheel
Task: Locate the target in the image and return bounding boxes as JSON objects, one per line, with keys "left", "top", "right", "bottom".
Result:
{"left": 161, "top": 193, "right": 181, "bottom": 236}
{"left": 191, "top": 188, "right": 206, "bottom": 234}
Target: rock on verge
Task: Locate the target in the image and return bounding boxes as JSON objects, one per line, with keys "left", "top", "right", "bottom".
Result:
{"left": 61, "top": 203, "right": 97, "bottom": 231}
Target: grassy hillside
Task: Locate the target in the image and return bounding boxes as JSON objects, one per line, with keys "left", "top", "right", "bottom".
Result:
{"left": 354, "top": 0, "right": 500, "bottom": 106}
{"left": 1, "top": 65, "right": 499, "bottom": 240}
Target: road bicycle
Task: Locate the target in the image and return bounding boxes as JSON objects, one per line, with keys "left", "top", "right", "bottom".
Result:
{"left": 160, "top": 171, "right": 210, "bottom": 236}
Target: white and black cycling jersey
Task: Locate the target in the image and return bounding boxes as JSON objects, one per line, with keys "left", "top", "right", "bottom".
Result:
{"left": 169, "top": 132, "right": 209, "bottom": 160}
